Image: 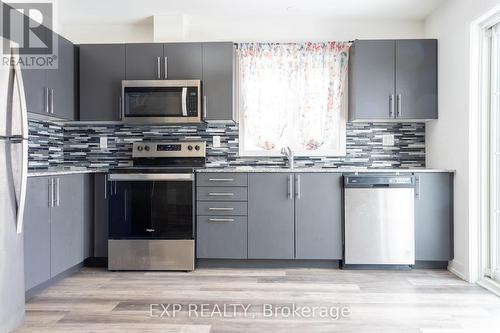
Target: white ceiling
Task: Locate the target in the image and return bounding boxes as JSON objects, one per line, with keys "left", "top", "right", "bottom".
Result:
{"left": 56, "top": 0, "right": 447, "bottom": 26}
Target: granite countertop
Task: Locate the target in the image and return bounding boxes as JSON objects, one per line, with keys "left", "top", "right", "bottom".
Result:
{"left": 196, "top": 167, "right": 455, "bottom": 173}
{"left": 28, "top": 168, "right": 108, "bottom": 177}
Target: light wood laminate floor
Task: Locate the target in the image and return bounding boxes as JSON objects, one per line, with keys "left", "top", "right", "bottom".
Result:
{"left": 15, "top": 267, "right": 500, "bottom": 333}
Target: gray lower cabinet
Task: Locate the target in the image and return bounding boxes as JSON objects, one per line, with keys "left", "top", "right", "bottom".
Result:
{"left": 24, "top": 177, "right": 51, "bottom": 291}
{"left": 79, "top": 44, "right": 126, "bottom": 121}
{"left": 202, "top": 42, "right": 236, "bottom": 122}
{"left": 94, "top": 174, "right": 109, "bottom": 257}
{"left": 50, "top": 175, "right": 85, "bottom": 276}
{"left": 197, "top": 216, "right": 247, "bottom": 259}
{"left": 24, "top": 174, "right": 93, "bottom": 292}
{"left": 248, "top": 173, "right": 295, "bottom": 259}
{"left": 414, "top": 172, "right": 453, "bottom": 261}
{"left": 294, "top": 173, "right": 343, "bottom": 260}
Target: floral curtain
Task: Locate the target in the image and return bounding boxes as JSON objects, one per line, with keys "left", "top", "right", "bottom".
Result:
{"left": 238, "top": 42, "right": 351, "bottom": 156}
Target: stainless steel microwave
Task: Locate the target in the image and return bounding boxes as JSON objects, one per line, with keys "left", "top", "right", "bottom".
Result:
{"left": 121, "top": 80, "right": 202, "bottom": 124}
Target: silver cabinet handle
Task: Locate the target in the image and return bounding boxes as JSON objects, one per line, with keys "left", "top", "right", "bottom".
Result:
{"left": 415, "top": 175, "right": 420, "bottom": 200}
{"left": 156, "top": 57, "right": 161, "bottom": 79}
{"left": 44, "top": 87, "right": 49, "bottom": 113}
{"left": 208, "top": 192, "right": 234, "bottom": 196}
{"left": 397, "top": 94, "right": 402, "bottom": 117}
{"left": 209, "top": 178, "right": 234, "bottom": 182}
{"left": 389, "top": 94, "right": 395, "bottom": 118}
{"left": 295, "top": 174, "right": 301, "bottom": 199}
{"left": 104, "top": 179, "right": 107, "bottom": 199}
{"left": 208, "top": 207, "right": 234, "bottom": 211}
{"left": 50, "top": 89, "right": 54, "bottom": 114}
{"left": 56, "top": 178, "right": 60, "bottom": 207}
{"left": 208, "top": 218, "right": 234, "bottom": 222}
{"left": 287, "top": 175, "right": 292, "bottom": 199}
{"left": 164, "top": 56, "right": 168, "bottom": 79}
{"left": 49, "top": 178, "right": 54, "bottom": 207}
{"left": 203, "top": 96, "right": 207, "bottom": 119}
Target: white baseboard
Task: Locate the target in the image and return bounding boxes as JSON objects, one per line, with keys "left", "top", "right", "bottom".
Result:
{"left": 448, "top": 260, "right": 469, "bottom": 281}
{"left": 478, "top": 278, "right": 500, "bottom": 297}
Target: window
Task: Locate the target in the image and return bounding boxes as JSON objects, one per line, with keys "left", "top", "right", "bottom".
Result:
{"left": 238, "top": 42, "right": 351, "bottom": 156}
{"left": 488, "top": 22, "right": 500, "bottom": 283}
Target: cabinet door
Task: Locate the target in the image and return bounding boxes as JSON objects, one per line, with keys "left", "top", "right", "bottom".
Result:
{"left": 23, "top": 177, "right": 51, "bottom": 291}
{"left": 125, "top": 43, "right": 164, "bottom": 80}
{"left": 295, "top": 173, "right": 343, "bottom": 259}
{"left": 47, "top": 34, "right": 76, "bottom": 120}
{"left": 94, "top": 174, "right": 109, "bottom": 257}
{"left": 414, "top": 173, "right": 453, "bottom": 261}
{"left": 79, "top": 44, "right": 125, "bottom": 121}
{"left": 50, "top": 175, "right": 84, "bottom": 276}
{"left": 349, "top": 40, "right": 396, "bottom": 121}
{"left": 82, "top": 174, "right": 94, "bottom": 259}
{"left": 163, "top": 43, "right": 202, "bottom": 79}
{"left": 197, "top": 216, "right": 247, "bottom": 259}
{"left": 202, "top": 42, "right": 235, "bottom": 121}
{"left": 248, "top": 173, "right": 294, "bottom": 259}
{"left": 395, "top": 40, "right": 438, "bottom": 120}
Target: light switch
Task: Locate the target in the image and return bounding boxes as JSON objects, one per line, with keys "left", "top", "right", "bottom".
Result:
{"left": 99, "top": 136, "right": 108, "bottom": 149}
{"left": 213, "top": 136, "right": 221, "bottom": 148}
{"left": 382, "top": 134, "right": 395, "bottom": 146}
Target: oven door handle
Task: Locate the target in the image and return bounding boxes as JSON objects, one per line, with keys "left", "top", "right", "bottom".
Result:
{"left": 108, "top": 173, "right": 194, "bottom": 181}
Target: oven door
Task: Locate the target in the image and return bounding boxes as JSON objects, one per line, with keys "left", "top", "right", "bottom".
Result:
{"left": 108, "top": 174, "right": 194, "bottom": 240}
{"left": 122, "top": 80, "right": 201, "bottom": 123}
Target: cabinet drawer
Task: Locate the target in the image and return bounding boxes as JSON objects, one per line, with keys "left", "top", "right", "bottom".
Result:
{"left": 196, "top": 216, "right": 247, "bottom": 259}
{"left": 197, "top": 173, "right": 247, "bottom": 187}
{"left": 197, "top": 187, "right": 247, "bottom": 201}
{"left": 197, "top": 201, "right": 247, "bottom": 216}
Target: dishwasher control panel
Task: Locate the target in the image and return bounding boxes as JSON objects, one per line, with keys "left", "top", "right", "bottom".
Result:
{"left": 344, "top": 175, "right": 414, "bottom": 188}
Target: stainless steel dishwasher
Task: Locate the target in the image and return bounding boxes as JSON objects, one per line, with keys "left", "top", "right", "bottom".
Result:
{"left": 344, "top": 175, "right": 415, "bottom": 266}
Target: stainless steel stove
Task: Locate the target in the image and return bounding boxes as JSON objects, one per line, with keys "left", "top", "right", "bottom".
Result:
{"left": 107, "top": 141, "right": 206, "bottom": 271}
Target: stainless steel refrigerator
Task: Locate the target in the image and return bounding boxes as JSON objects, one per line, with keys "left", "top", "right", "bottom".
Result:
{"left": 0, "top": 38, "right": 29, "bottom": 332}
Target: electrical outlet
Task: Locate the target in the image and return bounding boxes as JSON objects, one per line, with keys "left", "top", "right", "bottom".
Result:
{"left": 213, "top": 135, "right": 221, "bottom": 148}
{"left": 382, "top": 134, "right": 395, "bottom": 146}
{"left": 99, "top": 136, "right": 108, "bottom": 149}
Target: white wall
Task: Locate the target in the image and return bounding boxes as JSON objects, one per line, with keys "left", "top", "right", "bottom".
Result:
{"left": 61, "top": 18, "right": 424, "bottom": 44}
{"left": 425, "top": 0, "right": 500, "bottom": 282}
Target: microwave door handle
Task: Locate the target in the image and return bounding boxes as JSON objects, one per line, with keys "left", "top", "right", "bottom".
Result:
{"left": 181, "top": 87, "right": 188, "bottom": 116}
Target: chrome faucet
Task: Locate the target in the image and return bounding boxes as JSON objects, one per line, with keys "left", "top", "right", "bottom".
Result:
{"left": 280, "top": 146, "right": 294, "bottom": 169}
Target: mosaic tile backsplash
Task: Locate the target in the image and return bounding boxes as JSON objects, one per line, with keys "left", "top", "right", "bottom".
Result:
{"left": 28, "top": 119, "right": 425, "bottom": 170}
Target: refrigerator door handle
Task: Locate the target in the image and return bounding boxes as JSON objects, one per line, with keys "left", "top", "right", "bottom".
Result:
{"left": 12, "top": 61, "right": 29, "bottom": 233}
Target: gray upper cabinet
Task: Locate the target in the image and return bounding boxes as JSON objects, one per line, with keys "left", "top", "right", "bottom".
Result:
{"left": 24, "top": 177, "right": 51, "bottom": 291}
{"left": 22, "top": 29, "right": 76, "bottom": 120}
{"left": 79, "top": 44, "right": 126, "bottom": 121}
{"left": 395, "top": 40, "right": 438, "bottom": 120}
{"left": 202, "top": 42, "right": 236, "bottom": 122}
{"left": 163, "top": 43, "right": 202, "bottom": 79}
{"left": 125, "top": 43, "right": 202, "bottom": 80}
{"left": 294, "top": 173, "right": 343, "bottom": 260}
{"left": 248, "top": 173, "right": 294, "bottom": 259}
{"left": 349, "top": 39, "right": 438, "bottom": 121}
{"left": 50, "top": 175, "right": 85, "bottom": 277}
{"left": 46, "top": 34, "right": 76, "bottom": 120}
{"left": 125, "top": 43, "right": 164, "bottom": 80}
{"left": 349, "top": 40, "right": 396, "bottom": 121}
{"left": 414, "top": 172, "right": 453, "bottom": 261}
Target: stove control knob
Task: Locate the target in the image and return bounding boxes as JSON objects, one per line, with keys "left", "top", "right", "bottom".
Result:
{"left": 187, "top": 145, "right": 193, "bottom": 151}
{"left": 195, "top": 145, "right": 200, "bottom": 151}
{"left": 137, "top": 145, "right": 143, "bottom": 152}
{"left": 144, "top": 145, "right": 151, "bottom": 152}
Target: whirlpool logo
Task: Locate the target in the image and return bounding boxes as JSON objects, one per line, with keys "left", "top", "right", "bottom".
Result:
{"left": 1, "top": 1, "right": 58, "bottom": 69}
